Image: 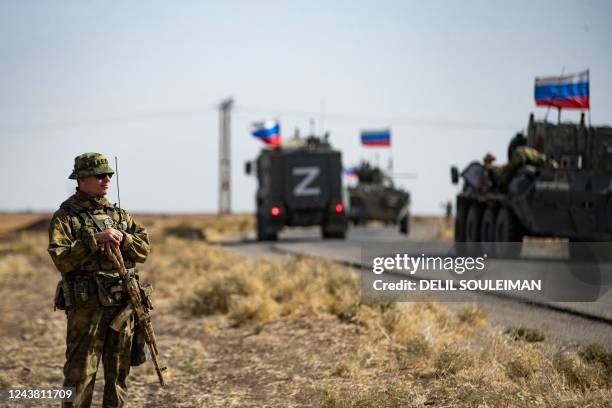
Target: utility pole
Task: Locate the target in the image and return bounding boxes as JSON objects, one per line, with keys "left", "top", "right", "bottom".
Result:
{"left": 218, "top": 98, "right": 233, "bottom": 215}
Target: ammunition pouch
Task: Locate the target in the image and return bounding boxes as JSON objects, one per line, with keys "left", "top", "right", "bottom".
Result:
{"left": 73, "top": 275, "right": 96, "bottom": 305}
{"left": 131, "top": 324, "right": 147, "bottom": 366}
{"left": 54, "top": 280, "right": 65, "bottom": 311}
{"left": 130, "top": 282, "right": 154, "bottom": 367}
{"left": 140, "top": 282, "right": 154, "bottom": 310}
{"left": 95, "top": 271, "right": 132, "bottom": 307}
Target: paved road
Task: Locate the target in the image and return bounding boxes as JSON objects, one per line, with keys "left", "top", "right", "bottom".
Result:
{"left": 222, "top": 224, "right": 612, "bottom": 347}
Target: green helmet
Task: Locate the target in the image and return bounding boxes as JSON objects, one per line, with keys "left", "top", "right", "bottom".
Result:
{"left": 68, "top": 152, "right": 115, "bottom": 180}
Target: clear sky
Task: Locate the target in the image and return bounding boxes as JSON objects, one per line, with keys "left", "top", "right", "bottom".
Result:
{"left": 1, "top": 0, "right": 611, "bottom": 214}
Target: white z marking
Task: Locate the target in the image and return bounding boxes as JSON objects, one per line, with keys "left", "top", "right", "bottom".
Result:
{"left": 292, "top": 167, "right": 321, "bottom": 196}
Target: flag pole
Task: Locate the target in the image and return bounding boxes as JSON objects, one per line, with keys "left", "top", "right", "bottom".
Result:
{"left": 544, "top": 103, "right": 551, "bottom": 123}
{"left": 587, "top": 68, "right": 591, "bottom": 127}
{"left": 388, "top": 127, "right": 393, "bottom": 180}
{"left": 388, "top": 139, "right": 393, "bottom": 183}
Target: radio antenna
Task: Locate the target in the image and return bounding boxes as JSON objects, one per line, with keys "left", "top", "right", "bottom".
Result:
{"left": 115, "top": 156, "right": 123, "bottom": 223}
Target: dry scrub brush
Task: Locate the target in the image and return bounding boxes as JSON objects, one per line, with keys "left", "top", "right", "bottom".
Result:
{"left": 147, "top": 223, "right": 611, "bottom": 406}
{"left": 149, "top": 214, "right": 254, "bottom": 242}
{"left": 175, "top": 251, "right": 359, "bottom": 324}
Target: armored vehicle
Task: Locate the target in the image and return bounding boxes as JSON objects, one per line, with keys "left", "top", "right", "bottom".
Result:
{"left": 246, "top": 135, "right": 347, "bottom": 241}
{"left": 348, "top": 162, "right": 411, "bottom": 235}
{"left": 452, "top": 113, "right": 612, "bottom": 256}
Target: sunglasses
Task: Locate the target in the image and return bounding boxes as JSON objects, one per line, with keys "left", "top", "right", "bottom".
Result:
{"left": 96, "top": 173, "right": 113, "bottom": 180}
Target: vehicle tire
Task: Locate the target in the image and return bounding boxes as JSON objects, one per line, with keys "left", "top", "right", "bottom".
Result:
{"left": 351, "top": 205, "right": 363, "bottom": 226}
{"left": 399, "top": 214, "right": 410, "bottom": 235}
{"left": 454, "top": 202, "right": 468, "bottom": 242}
{"left": 480, "top": 207, "right": 497, "bottom": 256}
{"left": 464, "top": 204, "right": 482, "bottom": 254}
{"left": 465, "top": 204, "right": 482, "bottom": 241}
{"left": 256, "top": 215, "right": 266, "bottom": 241}
{"left": 493, "top": 207, "right": 523, "bottom": 258}
{"left": 322, "top": 224, "right": 346, "bottom": 239}
{"left": 463, "top": 203, "right": 482, "bottom": 255}
{"left": 336, "top": 228, "right": 347, "bottom": 240}
{"left": 257, "top": 216, "right": 277, "bottom": 241}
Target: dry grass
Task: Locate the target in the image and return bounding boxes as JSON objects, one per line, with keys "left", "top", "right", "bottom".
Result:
{"left": 435, "top": 226, "right": 454, "bottom": 241}
{"left": 0, "top": 213, "right": 610, "bottom": 407}
{"left": 138, "top": 213, "right": 254, "bottom": 242}
{"left": 581, "top": 343, "right": 612, "bottom": 378}
{"left": 505, "top": 325, "right": 546, "bottom": 343}
{"left": 411, "top": 216, "right": 450, "bottom": 225}
{"left": 177, "top": 254, "right": 357, "bottom": 324}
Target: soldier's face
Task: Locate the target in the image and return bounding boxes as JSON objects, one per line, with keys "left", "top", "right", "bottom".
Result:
{"left": 78, "top": 174, "right": 111, "bottom": 197}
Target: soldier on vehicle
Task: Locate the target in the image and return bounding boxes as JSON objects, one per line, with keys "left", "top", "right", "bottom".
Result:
{"left": 499, "top": 134, "right": 558, "bottom": 187}
{"left": 48, "top": 153, "right": 150, "bottom": 407}
{"left": 477, "top": 152, "right": 498, "bottom": 190}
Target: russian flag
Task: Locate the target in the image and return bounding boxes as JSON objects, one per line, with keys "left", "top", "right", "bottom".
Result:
{"left": 535, "top": 70, "right": 589, "bottom": 109}
{"left": 344, "top": 167, "right": 358, "bottom": 178}
{"left": 361, "top": 129, "right": 391, "bottom": 147}
{"left": 251, "top": 119, "right": 281, "bottom": 146}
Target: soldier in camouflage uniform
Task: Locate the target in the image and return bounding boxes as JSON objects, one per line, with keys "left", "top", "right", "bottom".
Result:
{"left": 48, "top": 153, "right": 150, "bottom": 407}
{"left": 499, "top": 145, "right": 558, "bottom": 187}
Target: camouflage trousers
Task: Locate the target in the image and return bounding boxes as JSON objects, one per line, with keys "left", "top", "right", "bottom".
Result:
{"left": 62, "top": 291, "right": 133, "bottom": 408}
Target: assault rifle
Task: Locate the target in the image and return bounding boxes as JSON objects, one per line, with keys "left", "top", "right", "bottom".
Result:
{"left": 107, "top": 245, "right": 167, "bottom": 386}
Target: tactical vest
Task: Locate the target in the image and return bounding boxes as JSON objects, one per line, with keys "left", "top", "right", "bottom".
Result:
{"left": 60, "top": 200, "right": 136, "bottom": 274}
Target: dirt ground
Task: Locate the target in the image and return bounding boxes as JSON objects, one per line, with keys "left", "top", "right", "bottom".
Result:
{"left": 0, "top": 214, "right": 368, "bottom": 407}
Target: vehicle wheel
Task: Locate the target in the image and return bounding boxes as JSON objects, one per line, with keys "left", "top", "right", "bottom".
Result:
{"left": 322, "top": 225, "right": 346, "bottom": 239}
{"left": 454, "top": 202, "right": 468, "bottom": 242}
{"left": 464, "top": 204, "right": 482, "bottom": 254}
{"left": 480, "top": 207, "right": 497, "bottom": 256}
{"left": 465, "top": 204, "right": 482, "bottom": 242}
{"left": 399, "top": 214, "right": 410, "bottom": 235}
{"left": 256, "top": 215, "right": 266, "bottom": 241}
{"left": 257, "top": 216, "right": 277, "bottom": 241}
{"left": 336, "top": 228, "right": 347, "bottom": 239}
{"left": 494, "top": 207, "right": 523, "bottom": 258}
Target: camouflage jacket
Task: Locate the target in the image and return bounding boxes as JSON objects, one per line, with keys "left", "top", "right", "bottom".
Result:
{"left": 48, "top": 191, "right": 150, "bottom": 275}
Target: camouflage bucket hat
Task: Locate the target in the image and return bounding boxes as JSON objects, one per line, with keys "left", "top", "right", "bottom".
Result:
{"left": 69, "top": 152, "right": 115, "bottom": 180}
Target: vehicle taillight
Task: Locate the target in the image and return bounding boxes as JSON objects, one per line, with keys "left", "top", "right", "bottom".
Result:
{"left": 335, "top": 203, "right": 344, "bottom": 213}
{"left": 270, "top": 205, "right": 281, "bottom": 217}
